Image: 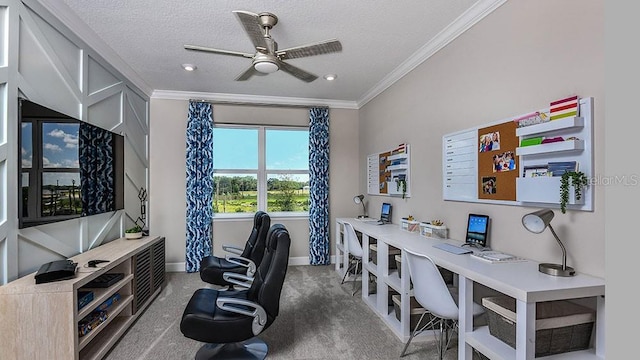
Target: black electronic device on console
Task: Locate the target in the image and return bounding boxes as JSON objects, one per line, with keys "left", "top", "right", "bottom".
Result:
{"left": 88, "top": 259, "right": 110, "bottom": 268}
{"left": 35, "top": 259, "right": 77, "bottom": 284}
{"left": 83, "top": 273, "right": 124, "bottom": 288}
{"left": 465, "top": 214, "right": 490, "bottom": 248}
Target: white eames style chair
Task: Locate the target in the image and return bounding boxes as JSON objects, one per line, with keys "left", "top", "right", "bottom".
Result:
{"left": 401, "top": 248, "right": 485, "bottom": 359}
{"left": 340, "top": 222, "right": 364, "bottom": 296}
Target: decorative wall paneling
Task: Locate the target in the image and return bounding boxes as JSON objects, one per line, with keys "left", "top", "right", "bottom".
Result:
{"left": 0, "top": 0, "right": 150, "bottom": 284}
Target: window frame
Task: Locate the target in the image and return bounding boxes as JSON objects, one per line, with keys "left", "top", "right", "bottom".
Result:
{"left": 213, "top": 124, "right": 309, "bottom": 219}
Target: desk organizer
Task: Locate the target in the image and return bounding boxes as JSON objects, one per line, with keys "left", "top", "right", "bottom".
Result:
{"left": 482, "top": 296, "right": 595, "bottom": 357}
{"left": 400, "top": 219, "right": 420, "bottom": 232}
{"left": 419, "top": 223, "right": 448, "bottom": 239}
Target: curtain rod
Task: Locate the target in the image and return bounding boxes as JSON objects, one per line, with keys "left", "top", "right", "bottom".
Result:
{"left": 188, "top": 99, "right": 328, "bottom": 109}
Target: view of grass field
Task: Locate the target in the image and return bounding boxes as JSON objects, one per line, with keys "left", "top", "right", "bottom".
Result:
{"left": 213, "top": 189, "right": 310, "bottom": 213}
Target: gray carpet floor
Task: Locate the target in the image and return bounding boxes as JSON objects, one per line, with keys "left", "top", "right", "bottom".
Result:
{"left": 104, "top": 265, "right": 461, "bottom": 360}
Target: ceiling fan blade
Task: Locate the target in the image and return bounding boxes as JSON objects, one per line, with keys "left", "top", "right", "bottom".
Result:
{"left": 235, "top": 65, "right": 259, "bottom": 81}
{"left": 276, "top": 59, "right": 318, "bottom": 82}
{"left": 184, "top": 44, "right": 254, "bottom": 58}
{"left": 277, "top": 39, "right": 342, "bottom": 60}
{"left": 232, "top": 10, "right": 269, "bottom": 51}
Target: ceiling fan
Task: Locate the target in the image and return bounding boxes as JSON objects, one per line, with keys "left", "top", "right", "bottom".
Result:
{"left": 184, "top": 11, "right": 342, "bottom": 82}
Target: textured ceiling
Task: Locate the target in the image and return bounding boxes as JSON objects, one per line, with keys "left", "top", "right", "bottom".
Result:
{"left": 59, "top": 0, "right": 481, "bottom": 104}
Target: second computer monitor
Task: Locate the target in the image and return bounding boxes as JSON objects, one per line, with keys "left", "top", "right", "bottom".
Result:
{"left": 466, "top": 214, "right": 489, "bottom": 248}
{"left": 380, "top": 203, "right": 392, "bottom": 224}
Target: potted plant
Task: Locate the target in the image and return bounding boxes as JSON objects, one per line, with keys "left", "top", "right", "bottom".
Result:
{"left": 125, "top": 225, "right": 143, "bottom": 239}
{"left": 559, "top": 171, "right": 589, "bottom": 214}
{"left": 396, "top": 179, "right": 407, "bottom": 199}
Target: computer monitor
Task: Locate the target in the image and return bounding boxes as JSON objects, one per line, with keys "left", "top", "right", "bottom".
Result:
{"left": 466, "top": 214, "right": 490, "bottom": 248}
{"left": 380, "top": 203, "right": 392, "bottom": 224}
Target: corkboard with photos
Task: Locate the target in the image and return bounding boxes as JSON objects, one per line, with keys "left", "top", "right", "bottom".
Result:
{"left": 477, "top": 121, "right": 518, "bottom": 201}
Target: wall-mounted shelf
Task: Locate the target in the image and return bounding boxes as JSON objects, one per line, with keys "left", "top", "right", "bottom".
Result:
{"left": 515, "top": 116, "right": 584, "bottom": 137}
{"left": 515, "top": 139, "right": 584, "bottom": 156}
{"left": 367, "top": 144, "right": 411, "bottom": 197}
{"left": 516, "top": 97, "right": 593, "bottom": 211}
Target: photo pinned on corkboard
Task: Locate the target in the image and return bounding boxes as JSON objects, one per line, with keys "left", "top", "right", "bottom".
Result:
{"left": 482, "top": 177, "right": 497, "bottom": 194}
{"left": 479, "top": 131, "right": 500, "bottom": 153}
{"left": 491, "top": 151, "right": 516, "bottom": 173}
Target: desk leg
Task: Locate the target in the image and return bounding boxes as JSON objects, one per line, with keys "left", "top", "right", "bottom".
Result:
{"left": 516, "top": 300, "right": 535, "bottom": 360}
{"left": 595, "top": 295, "right": 605, "bottom": 357}
{"left": 458, "top": 276, "right": 474, "bottom": 360}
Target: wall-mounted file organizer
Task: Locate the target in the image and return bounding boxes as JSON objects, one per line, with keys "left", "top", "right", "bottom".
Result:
{"left": 367, "top": 144, "right": 411, "bottom": 198}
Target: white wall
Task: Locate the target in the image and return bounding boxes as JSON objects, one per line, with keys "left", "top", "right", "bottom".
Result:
{"left": 0, "top": 0, "right": 150, "bottom": 284}
{"left": 149, "top": 99, "right": 359, "bottom": 269}
{"left": 359, "top": 0, "right": 604, "bottom": 277}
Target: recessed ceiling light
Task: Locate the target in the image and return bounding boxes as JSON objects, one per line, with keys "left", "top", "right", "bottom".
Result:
{"left": 323, "top": 74, "right": 337, "bottom": 81}
{"left": 182, "top": 64, "right": 197, "bottom": 71}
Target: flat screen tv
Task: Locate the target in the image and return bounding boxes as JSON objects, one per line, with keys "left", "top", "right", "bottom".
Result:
{"left": 18, "top": 98, "right": 124, "bottom": 228}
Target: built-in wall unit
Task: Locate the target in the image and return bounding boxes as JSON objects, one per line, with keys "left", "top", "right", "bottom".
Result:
{"left": 0, "top": 0, "right": 151, "bottom": 287}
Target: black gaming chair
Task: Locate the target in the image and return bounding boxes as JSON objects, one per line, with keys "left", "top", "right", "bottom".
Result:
{"left": 199, "top": 211, "right": 270, "bottom": 287}
{"left": 180, "top": 224, "right": 291, "bottom": 360}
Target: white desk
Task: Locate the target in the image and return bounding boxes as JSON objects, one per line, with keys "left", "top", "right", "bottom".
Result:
{"left": 335, "top": 218, "right": 605, "bottom": 360}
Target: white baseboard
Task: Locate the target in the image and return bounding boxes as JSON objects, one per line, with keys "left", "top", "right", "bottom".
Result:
{"left": 166, "top": 256, "right": 335, "bottom": 273}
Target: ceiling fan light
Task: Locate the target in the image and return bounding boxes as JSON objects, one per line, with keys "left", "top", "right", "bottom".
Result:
{"left": 323, "top": 74, "right": 337, "bottom": 81}
{"left": 254, "top": 61, "right": 279, "bottom": 73}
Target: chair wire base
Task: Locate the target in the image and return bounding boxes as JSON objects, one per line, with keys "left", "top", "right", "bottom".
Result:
{"left": 195, "top": 338, "right": 268, "bottom": 360}
{"left": 400, "top": 313, "right": 458, "bottom": 360}
{"left": 340, "top": 255, "right": 362, "bottom": 296}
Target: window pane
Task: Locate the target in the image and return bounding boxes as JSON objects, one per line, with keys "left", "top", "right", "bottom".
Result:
{"left": 266, "top": 129, "right": 309, "bottom": 170}
{"left": 21, "top": 173, "right": 29, "bottom": 217}
{"left": 21, "top": 122, "right": 32, "bottom": 168}
{"left": 41, "top": 172, "right": 81, "bottom": 216}
{"left": 213, "top": 128, "right": 258, "bottom": 169}
{"left": 42, "top": 123, "right": 79, "bottom": 169}
{"left": 267, "top": 174, "right": 309, "bottom": 212}
{"left": 213, "top": 174, "right": 258, "bottom": 214}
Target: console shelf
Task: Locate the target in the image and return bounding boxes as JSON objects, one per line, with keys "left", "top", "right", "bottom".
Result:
{"left": 0, "top": 236, "right": 165, "bottom": 360}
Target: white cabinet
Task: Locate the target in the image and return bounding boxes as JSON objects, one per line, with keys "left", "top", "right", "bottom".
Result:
{"left": 515, "top": 97, "right": 593, "bottom": 211}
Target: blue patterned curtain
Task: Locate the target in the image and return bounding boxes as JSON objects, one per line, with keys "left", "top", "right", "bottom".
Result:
{"left": 309, "top": 107, "right": 330, "bottom": 265}
{"left": 79, "top": 123, "right": 115, "bottom": 216}
{"left": 185, "top": 101, "right": 214, "bottom": 272}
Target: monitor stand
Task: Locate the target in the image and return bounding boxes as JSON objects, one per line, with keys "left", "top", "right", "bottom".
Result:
{"left": 462, "top": 243, "right": 491, "bottom": 251}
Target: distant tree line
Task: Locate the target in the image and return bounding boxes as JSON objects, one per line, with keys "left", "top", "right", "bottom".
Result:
{"left": 213, "top": 175, "right": 308, "bottom": 193}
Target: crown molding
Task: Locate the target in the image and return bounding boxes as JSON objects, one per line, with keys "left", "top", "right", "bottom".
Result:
{"left": 152, "top": 90, "right": 360, "bottom": 110}
{"left": 357, "top": 0, "right": 507, "bottom": 108}
{"left": 34, "top": 0, "right": 154, "bottom": 96}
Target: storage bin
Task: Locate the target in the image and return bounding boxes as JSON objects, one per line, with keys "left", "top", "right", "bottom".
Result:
{"left": 369, "top": 244, "right": 400, "bottom": 269}
{"left": 401, "top": 219, "right": 420, "bottom": 233}
{"left": 392, "top": 295, "right": 431, "bottom": 330}
{"left": 482, "top": 296, "right": 595, "bottom": 357}
{"left": 395, "top": 255, "right": 402, "bottom": 278}
{"left": 419, "top": 222, "right": 448, "bottom": 239}
{"left": 368, "top": 275, "right": 397, "bottom": 305}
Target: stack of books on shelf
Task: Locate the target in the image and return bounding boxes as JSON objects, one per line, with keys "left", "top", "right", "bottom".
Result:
{"left": 550, "top": 95, "right": 579, "bottom": 120}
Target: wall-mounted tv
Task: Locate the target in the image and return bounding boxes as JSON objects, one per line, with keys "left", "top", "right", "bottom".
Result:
{"left": 18, "top": 98, "right": 124, "bottom": 228}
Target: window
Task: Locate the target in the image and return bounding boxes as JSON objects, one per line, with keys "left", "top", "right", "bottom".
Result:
{"left": 213, "top": 125, "right": 309, "bottom": 216}
{"left": 21, "top": 120, "right": 81, "bottom": 221}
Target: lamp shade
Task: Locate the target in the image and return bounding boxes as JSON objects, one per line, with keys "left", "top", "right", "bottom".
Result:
{"left": 353, "top": 194, "right": 364, "bottom": 204}
{"left": 522, "top": 209, "right": 555, "bottom": 234}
